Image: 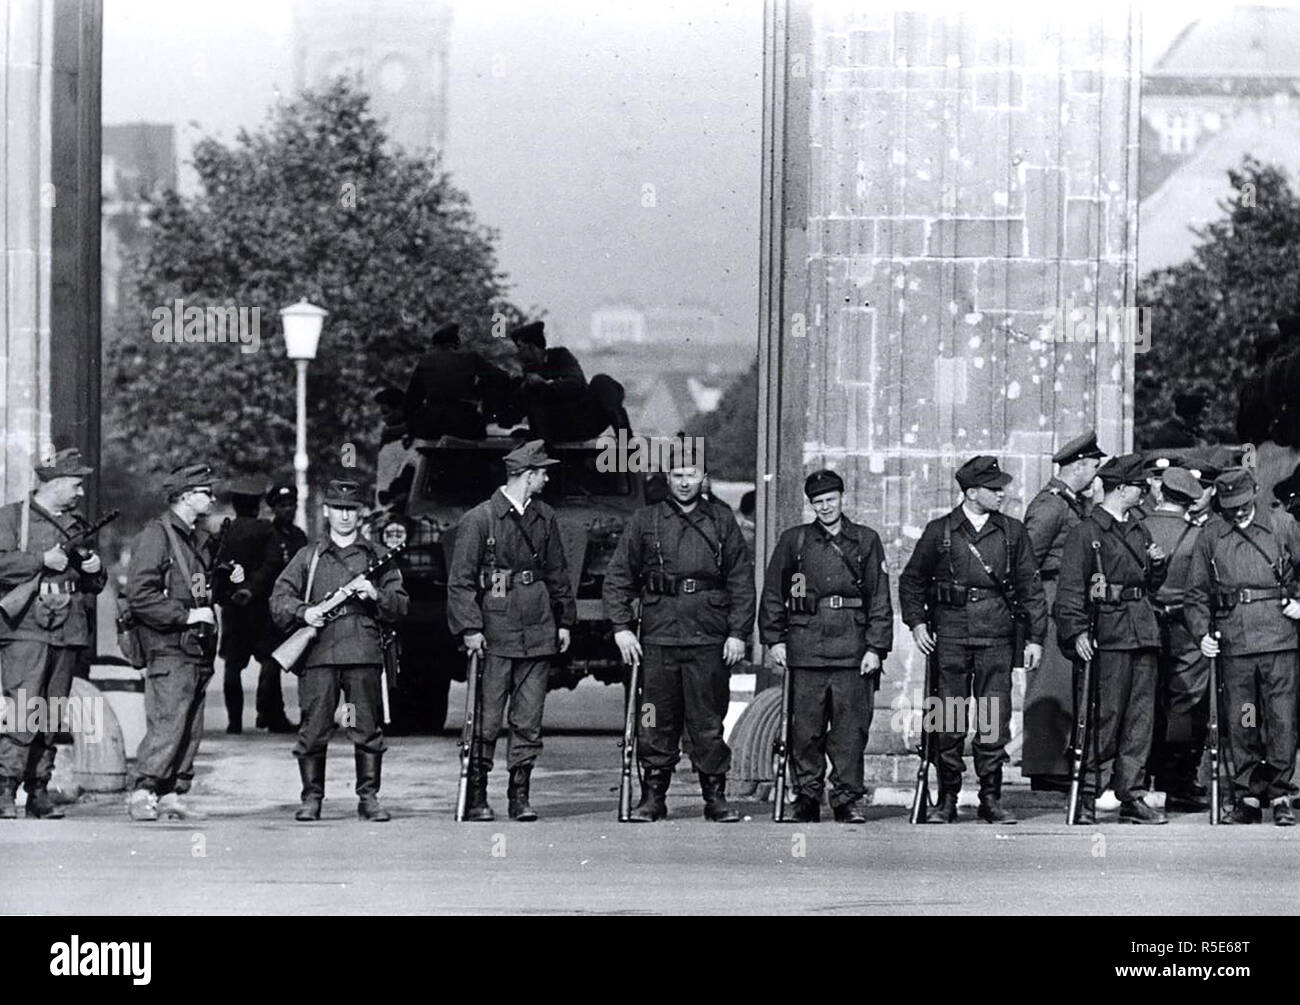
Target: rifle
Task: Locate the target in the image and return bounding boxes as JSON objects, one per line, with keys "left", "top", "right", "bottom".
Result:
{"left": 269, "top": 543, "right": 406, "bottom": 672}
{"left": 1067, "top": 539, "right": 1104, "bottom": 825}
{"left": 1207, "top": 629, "right": 1222, "bottom": 825}
{"left": 0, "top": 508, "right": 119, "bottom": 624}
{"left": 909, "top": 617, "right": 937, "bottom": 825}
{"left": 772, "top": 664, "right": 793, "bottom": 822}
{"left": 455, "top": 649, "right": 482, "bottom": 822}
{"left": 617, "top": 628, "right": 642, "bottom": 823}
{"left": 380, "top": 627, "right": 399, "bottom": 725}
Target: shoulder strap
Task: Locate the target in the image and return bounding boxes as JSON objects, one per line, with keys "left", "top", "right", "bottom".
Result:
{"left": 18, "top": 495, "right": 30, "bottom": 552}
{"left": 1230, "top": 523, "right": 1288, "bottom": 586}
{"left": 670, "top": 503, "right": 722, "bottom": 570}
{"left": 1168, "top": 521, "right": 1196, "bottom": 564}
{"left": 160, "top": 519, "right": 194, "bottom": 602}
{"left": 505, "top": 506, "right": 543, "bottom": 565}
{"left": 794, "top": 526, "right": 808, "bottom": 568}
{"left": 303, "top": 545, "right": 324, "bottom": 603}
{"left": 818, "top": 526, "right": 865, "bottom": 590}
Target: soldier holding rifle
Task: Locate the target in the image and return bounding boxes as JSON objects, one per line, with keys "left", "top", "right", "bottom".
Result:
{"left": 270, "top": 480, "right": 408, "bottom": 822}
{"left": 759, "top": 470, "right": 892, "bottom": 824}
{"left": 446, "top": 441, "right": 575, "bottom": 822}
{"left": 0, "top": 449, "right": 108, "bottom": 819}
{"left": 899, "top": 456, "right": 1045, "bottom": 825}
{"left": 1184, "top": 467, "right": 1300, "bottom": 826}
{"left": 1054, "top": 454, "right": 1168, "bottom": 825}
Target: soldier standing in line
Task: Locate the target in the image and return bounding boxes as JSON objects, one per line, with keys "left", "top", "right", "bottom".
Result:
{"left": 446, "top": 441, "right": 575, "bottom": 822}
{"left": 759, "top": 470, "right": 893, "bottom": 823}
{"left": 1022, "top": 431, "right": 1105, "bottom": 786}
{"left": 261, "top": 482, "right": 308, "bottom": 726}
{"left": 125, "top": 463, "right": 242, "bottom": 822}
{"left": 1185, "top": 467, "right": 1300, "bottom": 826}
{"left": 0, "top": 449, "right": 107, "bottom": 819}
{"left": 603, "top": 456, "right": 755, "bottom": 823}
{"left": 898, "top": 456, "right": 1046, "bottom": 824}
{"left": 1054, "top": 454, "right": 1169, "bottom": 825}
{"left": 270, "top": 480, "right": 408, "bottom": 822}
{"left": 1143, "top": 467, "right": 1211, "bottom": 812}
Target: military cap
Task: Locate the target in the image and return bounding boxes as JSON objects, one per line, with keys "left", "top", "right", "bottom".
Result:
{"left": 266, "top": 481, "right": 298, "bottom": 504}
{"left": 804, "top": 469, "right": 845, "bottom": 499}
{"left": 509, "top": 320, "right": 547, "bottom": 349}
{"left": 163, "top": 462, "right": 216, "bottom": 497}
{"left": 322, "top": 479, "right": 366, "bottom": 509}
{"left": 1160, "top": 467, "right": 1203, "bottom": 504}
{"left": 504, "top": 439, "right": 559, "bottom": 475}
{"left": 1053, "top": 430, "right": 1105, "bottom": 466}
{"left": 1097, "top": 453, "right": 1147, "bottom": 489}
{"left": 373, "top": 385, "right": 405, "bottom": 408}
{"left": 955, "top": 456, "right": 1012, "bottom": 491}
{"left": 35, "top": 447, "right": 93, "bottom": 481}
{"left": 224, "top": 474, "right": 269, "bottom": 498}
{"left": 1273, "top": 464, "right": 1300, "bottom": 505}
{"left": 430, "top": 321, "right": 461, "bottom": 347}
{"left": 1215, "top": 467, "right": 1257, "bottom": 508}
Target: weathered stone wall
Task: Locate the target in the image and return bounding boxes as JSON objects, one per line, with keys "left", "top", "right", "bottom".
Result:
{"left": 762, "top": 3, "right": 1142, "bottom": 770}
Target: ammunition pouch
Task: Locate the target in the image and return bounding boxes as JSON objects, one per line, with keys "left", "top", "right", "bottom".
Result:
{"left": 785, "top": 591, "right": 817, "bottom": 614}
{"left": 32, "top": 590, "right": 73, "bottom": 631}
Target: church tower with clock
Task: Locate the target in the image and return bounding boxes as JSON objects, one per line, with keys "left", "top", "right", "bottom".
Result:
{"left": 292, "top": 0, "right": 452, "bottom": 158}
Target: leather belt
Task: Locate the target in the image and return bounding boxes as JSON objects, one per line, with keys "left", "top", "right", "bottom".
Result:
{"left": 936, "top": 585, "right": 1001, "bottom": 606}
{"left": 1235, "top": 586, "right": 1287, "bottom": 604}
{"left": 677, "top": 577, "right": 722, "bottom": 594}
{"left": 818, "top": 595, "right": 863, "bottom": 610}
{"left": 39, "top": 580, "right": 77, "bottom": 596}
{"left": 1101, "top": 584, "right": 1146, "bottom": 602}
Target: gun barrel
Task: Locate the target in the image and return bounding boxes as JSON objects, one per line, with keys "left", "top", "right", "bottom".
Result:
{"left": 617, "top": 654, "right": 640, "bottom": 822}
{"left": 455, "top": 651, "right": 481, "bottom": 823}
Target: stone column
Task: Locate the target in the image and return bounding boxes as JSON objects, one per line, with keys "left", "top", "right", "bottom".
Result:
{"left": 761, "top": 2, "right": 1142, "bottom": 779}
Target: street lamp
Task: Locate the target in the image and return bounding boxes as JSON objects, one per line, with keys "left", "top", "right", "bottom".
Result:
{"left": 280, "top": 299, "right": 328, "bottom": 531}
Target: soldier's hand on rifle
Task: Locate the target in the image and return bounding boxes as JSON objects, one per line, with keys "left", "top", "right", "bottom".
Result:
{"left": 1283, "top": 598, "right": 1300, "bottom": 620}
{"left": 860, "top": 650, "right": 882, "bottom": 677}
{"left": 464, "top": 631, "right": 486, "bottom": 655}
{"left": 722, "top": 636, "right": 746, "bottom": 667}
{"left": 769, "top": 642, "right": 788, "bottom": 668}
{"left": 78, "top": 551, "right": 101, "bottom": 575}
{"left": 186, "top": 606, "right": 216, "bottom": 626}
{"left": 1146, "top": 542, "right": 1166, "bottom": 562}
{"left": 42, "top": 546, "right": 68, "bottom": 573}
{"left": 557, "top": 627, "right": 571, "bottom": 653}
{"left": 1074, "top": 634, "right": 1094, "bottom": 662}
{"left": 614, "top": 629, "right": 641, "bottom": 667}
{"left": 229, "top": 563, "right": 245, "bottom": 585}
{"left": 911, "top": 623, "right": 935, "bottom": 655}
{"left": 303, "top": 605, "right": 327, "bottom": 629}
{"left": 353, "top": 577, "right": 380, "bottom": 602}
{"left": 1023, "top": 642, "right": 1043, "bottom": 671}
{"left": 1200, "top": 633, "right": 1220, "bottom": 657}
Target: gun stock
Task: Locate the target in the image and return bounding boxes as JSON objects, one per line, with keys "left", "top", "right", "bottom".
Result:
{"left": 909, "top": 628, "right": 936, "bottom": 825}
{"left": 270, "top": 625, "right": 319, "bottom": 672}
{"left": 1066, "top": 650, "right": 1093, "bottom": 825}
{"left": 772, "top": 665, "right": 792, "bottom": 822}
{"left": 0, "top": 575, "right": 40, "bottom": 624}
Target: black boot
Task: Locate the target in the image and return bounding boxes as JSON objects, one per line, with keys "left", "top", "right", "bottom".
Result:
{"left": 977, "top": 772, "right": 1016, "bottom": 825}
{"left": 1075, "top": 795, "right": 1096, "bottom": 824}
{"left": 1, "top": 777, "right": 19, "bottom": 819}
{"left": 700, "top": 773, "right": 740, "bottom": 823}
{"left": 24, "top": 783, "right": 65, "bottom": 819}
{"left": 628, "top": 767, "right": 670, "bottom": 822}
{"left": 786, "top": 794, "right": 821, "bottom": 823}
{"left": 464, "top": 760, "right": 495, "bottom": 822}
{"left": 224, "top": 672, "right": 243, "bottom": 734}
{"left": 508, "top": 764, "right": 538, "bottom": 822}
{"left": 295, "top": 755, "right": 325, "bottom": 821}
{"left": 356, "top": 750, "right": 391, "bottom": 822}
{"left": 929, "top": 789, "right": 959, "bottom": 823}
{"left": 1118, "top": 798, "right": 1168, "bottom": 825}
{"left": 832, "top": 799, "right": 866, "bottom": 824}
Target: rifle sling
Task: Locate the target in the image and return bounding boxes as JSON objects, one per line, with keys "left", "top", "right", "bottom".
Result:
{"left": 1229, "top": 523, "right": 1290, "bottom": 589}
{"left": 668, "top": 502, "right": 722, "bottom": 571}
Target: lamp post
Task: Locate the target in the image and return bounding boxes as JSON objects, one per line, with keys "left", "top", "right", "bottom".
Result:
{"left": 280, "top": 299, "right": 328, "bottom": 531}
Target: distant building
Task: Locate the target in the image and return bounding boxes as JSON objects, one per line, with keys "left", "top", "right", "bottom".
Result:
{"left": 1140, "top": 6, "right": 1300, "bottom": 273}
{"left": 292, "top": 0, "right": 452, "bottom": 157}
{"left": 102, "top": 123, "right": 177, "bottom": 319}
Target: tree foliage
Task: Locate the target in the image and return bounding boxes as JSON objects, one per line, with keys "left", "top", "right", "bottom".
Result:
{"left": 689, "top": 359, "right": 757, "bottom": 481}
{"left": 105, "top": 79, "right": 524, "bottom": 496}
{"left": 1136, "top": 157, "right": 1300, "bottom": 445}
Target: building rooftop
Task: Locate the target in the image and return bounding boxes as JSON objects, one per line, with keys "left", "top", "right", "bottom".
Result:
{"left": 1152, "top": 6, "right": 1300, "bottom": 77}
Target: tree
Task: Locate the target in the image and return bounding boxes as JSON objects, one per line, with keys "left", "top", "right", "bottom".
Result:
{"left": 689, "top": 359, "right": 757, "bottom": 481}
{"left": 1136, "top": 157, "right": 1300, "bottom": 446}
{"left": 105, "top": 78, "right": 525, "bottom": 497}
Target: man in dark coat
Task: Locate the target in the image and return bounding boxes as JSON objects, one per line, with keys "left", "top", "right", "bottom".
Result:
{"left": 1150, "top": 391, "right": 1207, "bottom": 449}
{"left": 1055, "top": 453, "right": 1169, "bottom": 824}
{"left": 603, "top": 457, "right": 755, "bottom": 823}
{"left": 404, "top": 321, "right": 498, "bottom": 440}
{"left": 899, "top": 456, "right": 1047, "bottom": 824}
{"left": 507, "top": 321, "right": 631, "bottom": 442}
{"left": 759, "top": 470, "right": 892, "bottom": 823}
{"left": 270, "top": 480, "right": 408, "bottom": 822}
{"left": 446, "top": 440, "right": 576, "bottom": 822}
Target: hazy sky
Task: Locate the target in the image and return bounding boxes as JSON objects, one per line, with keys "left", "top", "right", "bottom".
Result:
{"left": 102, "top": 1, "right": 1241, "bottom": 346}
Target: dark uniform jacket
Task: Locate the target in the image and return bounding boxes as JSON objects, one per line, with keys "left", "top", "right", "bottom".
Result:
{"left": 1184, "top": 504, "right": 1300, "bottom": 656}
{"left": 446, "top": 489, "right": 575, "bottom": 658}
{"left": 1142, "top": 509, "right": 1201, "bottom": 609}
{"left": 126, "top": 510, "right": 219, "bottom": 662}
{"left": 404, "top": 347, "right": 499, "bottom": 424}
{"left": 1149, "top": 416, "right": 1202, "bottom": 449}
{"left": 0, "top": 498, "right": 106, "bottom": 646}
{"left": 899, "top": 507, "right": 1047, "bottom": 646}
{"left": 1024, "top": 477, "right": 1086, "bottom": 577}
{"left": 758, "top": 518, "right": 892, "bottom": 669}
{"left": 214, "top": 516, "right": 278, "bottom": 656}
{"left": 270, "top": 536, "right": 408, "bottom": 669}
{"left": 529, "top": 347, "right": 587, "bottom": 402}
{"left": 1054, "top": 507, "right": 1167, "bottom": 651}
{"left": 603, "top": 497, "right": 755, "bottom": 647}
